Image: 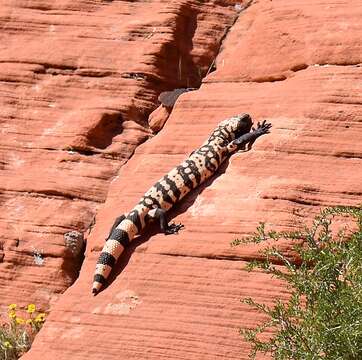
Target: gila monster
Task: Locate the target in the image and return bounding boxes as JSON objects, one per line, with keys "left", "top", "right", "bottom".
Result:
{"left": 92, "top": 113, "right": 271, "bottom": 295}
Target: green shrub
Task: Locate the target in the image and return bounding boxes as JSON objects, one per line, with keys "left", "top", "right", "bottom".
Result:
{"left": 1, "top": 304, "right": 46, "bottom": 360}
{"left": 233, "top": 206, "right": 362, "bottom": 359}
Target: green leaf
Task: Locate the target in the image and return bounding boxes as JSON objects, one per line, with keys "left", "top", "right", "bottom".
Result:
{"left": 235, "top": 205, "right": 362, "bottom": 359}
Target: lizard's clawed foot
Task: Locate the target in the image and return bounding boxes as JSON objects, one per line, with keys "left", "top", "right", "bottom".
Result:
{"left": 252, "top": 120, "right": 272, "bottom": 135}
{"left": 165, "top": 223, "right": 184, "bottom": 235}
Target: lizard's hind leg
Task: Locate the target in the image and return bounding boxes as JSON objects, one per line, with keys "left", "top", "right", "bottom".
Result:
{"left": 105, "top": 215, "right": 126, "bottom": 241}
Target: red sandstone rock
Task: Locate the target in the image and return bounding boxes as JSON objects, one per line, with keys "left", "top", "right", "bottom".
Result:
{"left": 1, "top": 0, "right": 361, "bottom": 359}
{"left": 148, "top": 105, "right": 171, "bottom": 133}
{"left": 0, "top": 0, "right": 238, "bottom": 307}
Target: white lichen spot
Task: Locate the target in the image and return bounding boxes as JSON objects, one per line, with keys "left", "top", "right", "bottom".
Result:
{"left": 103, "top": 303, "right": 132, "bottom": 315}
{"left": 49, "top": 25, "right": 56, "bottom": 32}
{"left": 235, "top": 3, "right": 243, "bottom": 12}
{"left": 115, "top": 289, "right": 141, "bottom": 304}
{"left": 31, "top": 246, "right": 45, "bottom": 266}
{"left": 92, "top": 290, "right": 142, "bottom": 316}
{"left": 48, "top": 102, "right": 56, "bottom": 108}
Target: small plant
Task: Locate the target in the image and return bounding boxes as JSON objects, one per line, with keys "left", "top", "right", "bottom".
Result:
{"left": 0, "top": 303, "right": 46, "bottom": 360}
{"left": 233, "top": 206, "right": 362, "bottom": 359}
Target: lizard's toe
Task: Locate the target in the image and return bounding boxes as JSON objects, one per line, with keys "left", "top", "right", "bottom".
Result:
{"left": 165, "top": 223, "right": 184, "bottom": 235}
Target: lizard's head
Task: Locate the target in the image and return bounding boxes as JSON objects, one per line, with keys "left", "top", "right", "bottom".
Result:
{"left": 223, "top": 113, "right": 252, "bottom": 139}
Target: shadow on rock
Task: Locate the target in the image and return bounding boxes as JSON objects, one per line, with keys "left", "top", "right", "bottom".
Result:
{"left": 105, "top": 158, "right": 231, "bottom": 288}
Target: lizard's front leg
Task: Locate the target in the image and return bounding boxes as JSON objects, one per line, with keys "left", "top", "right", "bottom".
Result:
{"left": 233, "top": 120, "right": 272, "bottom": 150}
{"left": 152, "top": 208, "right": 184, "bottom": 235}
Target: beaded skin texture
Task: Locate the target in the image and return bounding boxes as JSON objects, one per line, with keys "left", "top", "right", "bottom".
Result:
{"left": 92, "top": 113, "right": 270, "bottom": 295}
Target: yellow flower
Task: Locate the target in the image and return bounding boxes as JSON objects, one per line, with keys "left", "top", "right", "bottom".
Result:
{"left": 16, "top": 317, "right": 25, "bottom": 325}
{"left": 3, "top": 341, "right": 12, "bottom": 349}
{"left": 35, "top": 313, "right": 46, "bottom": 323}
{"left": 26, "top": 304, "right": 36, "bottom": 314}
{"left": 8, "top": 310, "right": 16, "bottom": 319}
{"left": 8, "top": 304, "right": 17, "bottom": 311}
{"left": 26, "top": 319, "right": 33, "bottom": 325}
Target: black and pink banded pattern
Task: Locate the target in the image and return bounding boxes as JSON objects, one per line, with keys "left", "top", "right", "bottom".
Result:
{"left": 92, "top": 113, "right": 271, "bottom": 295}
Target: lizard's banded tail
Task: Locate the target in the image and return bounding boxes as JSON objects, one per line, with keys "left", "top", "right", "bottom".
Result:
{"left": 92, "top": 210, "right": 145, "bottom": 295}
